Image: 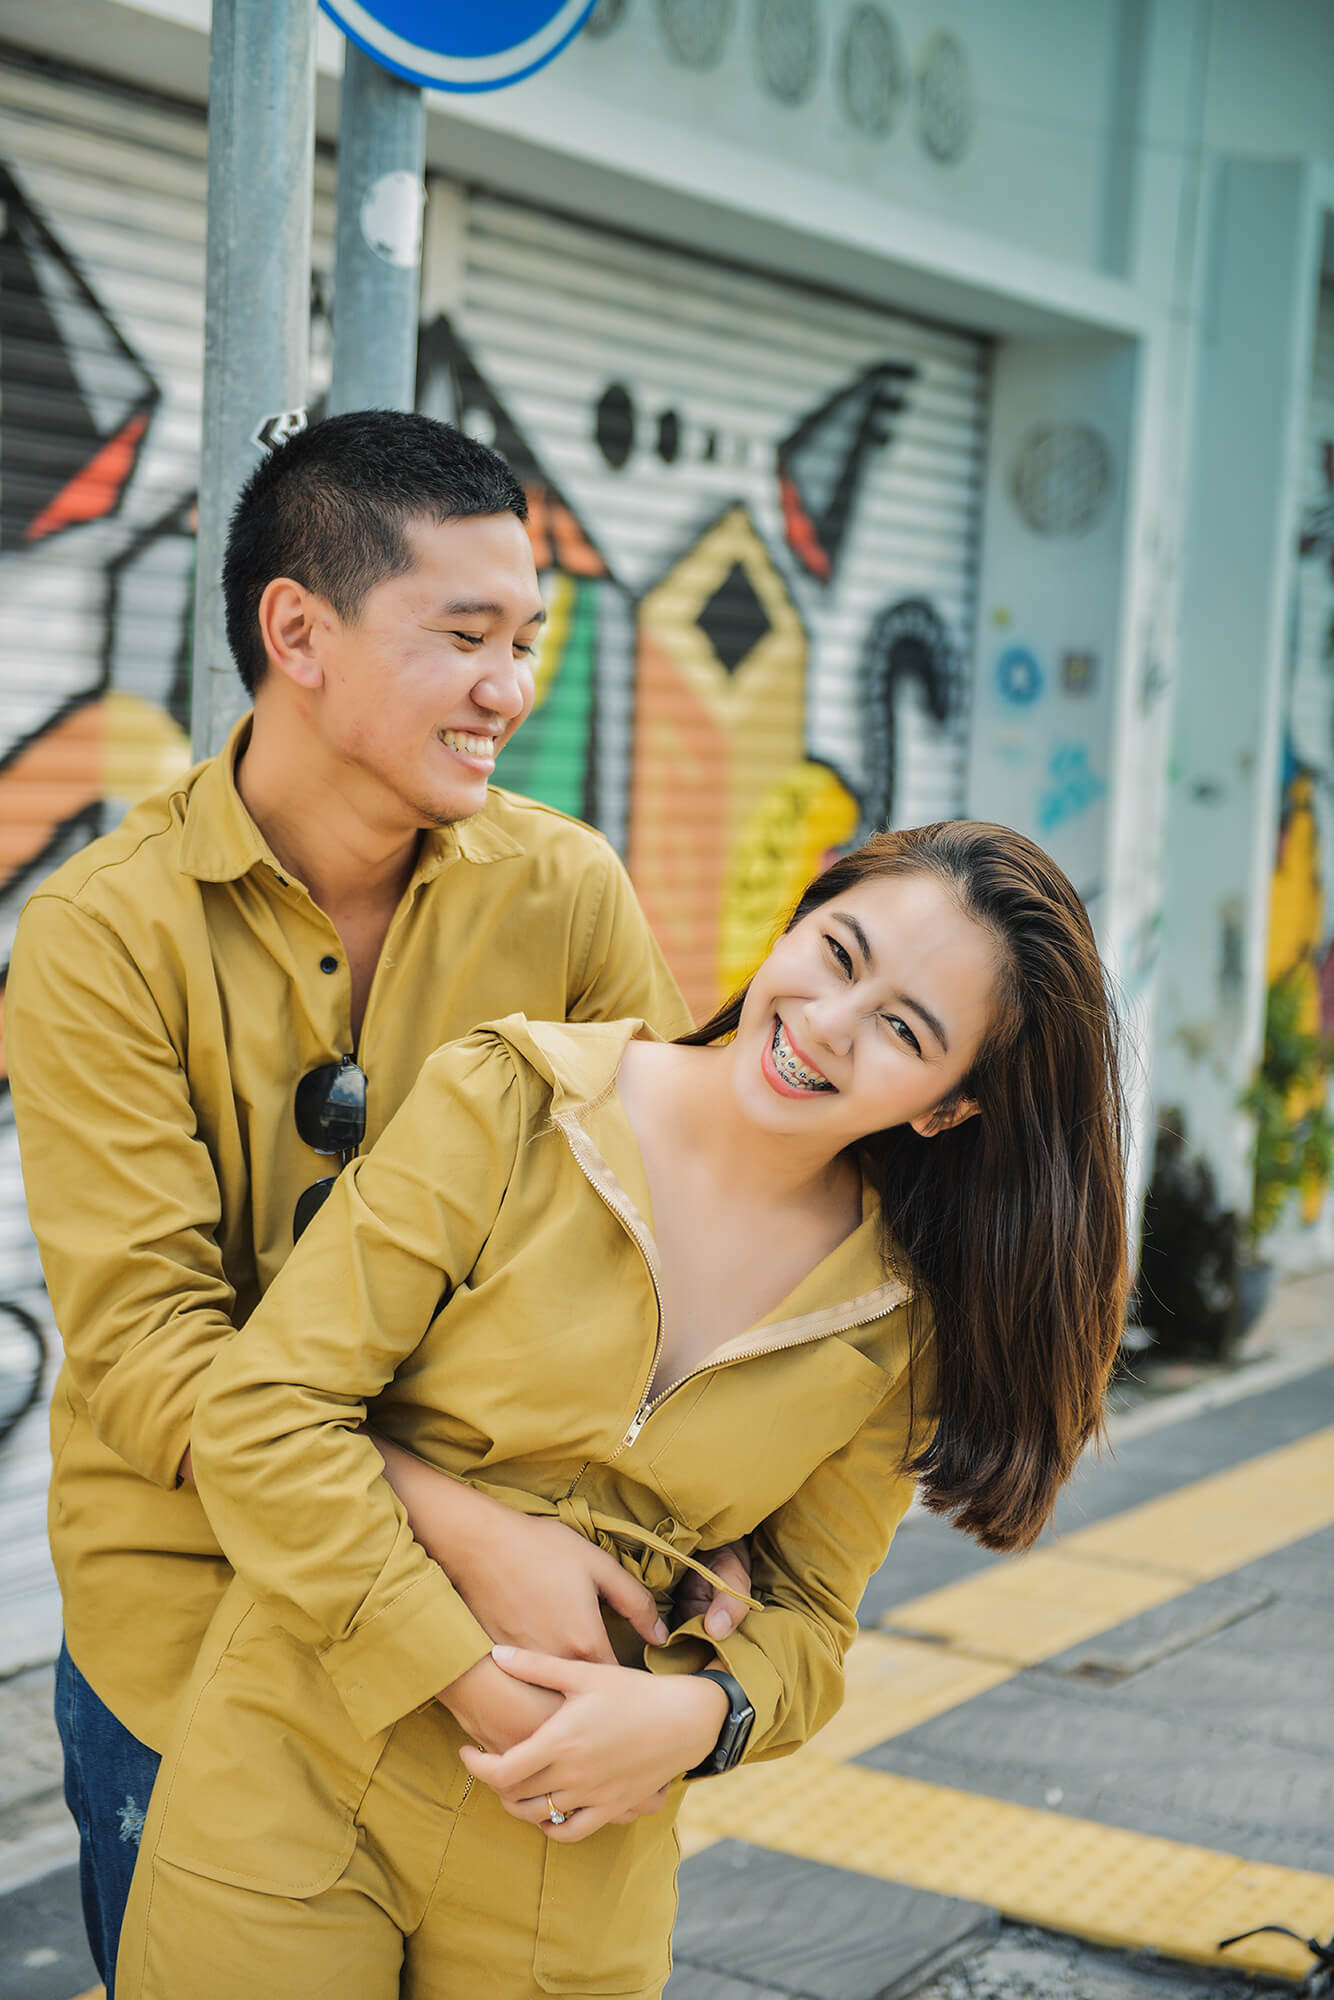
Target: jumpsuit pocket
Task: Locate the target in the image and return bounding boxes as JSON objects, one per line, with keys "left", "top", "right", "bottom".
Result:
{"left": 153, "top": 1611, "right": 384, "bottom": 1898}
{"left": 534, "top": 1810, "right": 680, "bottom": 1995}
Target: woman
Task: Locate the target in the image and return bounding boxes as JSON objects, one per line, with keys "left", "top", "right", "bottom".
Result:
{"left": 118, "top": 822, "right": 1127, "bottom": 2000}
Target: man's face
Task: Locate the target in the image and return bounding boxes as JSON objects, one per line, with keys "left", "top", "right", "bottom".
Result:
{"left": 312, "top": 511, "right": 544, "bottom": 829}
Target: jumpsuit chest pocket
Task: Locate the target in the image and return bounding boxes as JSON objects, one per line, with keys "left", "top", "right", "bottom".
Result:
{"left": 534, "top": 1802, "right": 681, "bottom": 1994}
{"left": 645, "top": 1336, "right": 891, "bottom": 1535}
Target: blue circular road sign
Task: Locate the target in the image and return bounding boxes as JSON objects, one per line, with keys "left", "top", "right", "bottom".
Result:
{"left": 319, "top": 2, "right": 601, "bottom": 93}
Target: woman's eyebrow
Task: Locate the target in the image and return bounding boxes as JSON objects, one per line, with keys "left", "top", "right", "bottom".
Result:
{"left": 835, "top": 911, "right": 949, "bottom": 1051}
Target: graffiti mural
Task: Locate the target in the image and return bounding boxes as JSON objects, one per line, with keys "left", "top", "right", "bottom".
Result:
{"left": 0, "top": 143, "right": 981, "bottom": 1682}
{"left": 1262, "top": 417, "right": 1334, "bottom": 1234}
{"left": 424, "top": 312, "right": 974, "bottom": 1018}
{"left": 0, "top": 150, "right": 197, "bottom": 1665}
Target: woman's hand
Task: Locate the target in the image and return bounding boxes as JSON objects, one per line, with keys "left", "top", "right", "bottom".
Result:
{"left": 458, "top": 1645, "right": 730, "bottom": 1842}
{"left": 372, "top": 1438, "right": 669, "bottom": 1663}
{"left": 437, "top": 1654, "right": 563, "bottom": 1756}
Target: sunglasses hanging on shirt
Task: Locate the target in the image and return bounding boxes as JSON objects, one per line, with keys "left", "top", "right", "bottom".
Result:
{"left": 293, "top": 1056, "right": 367, "bottom": 1241}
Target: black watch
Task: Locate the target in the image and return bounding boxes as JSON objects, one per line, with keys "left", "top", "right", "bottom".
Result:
{"left": 685, "top": 1668, "right": 755, "bottom": 1779}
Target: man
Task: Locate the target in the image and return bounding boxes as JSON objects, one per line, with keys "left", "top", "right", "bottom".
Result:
{"left": 7, "top": 411, "right": 747, "bottom": 1992}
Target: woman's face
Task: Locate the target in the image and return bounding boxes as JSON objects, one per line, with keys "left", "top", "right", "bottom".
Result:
{"left": 731, "top": 870, "right": 1002, "bottom": 1152}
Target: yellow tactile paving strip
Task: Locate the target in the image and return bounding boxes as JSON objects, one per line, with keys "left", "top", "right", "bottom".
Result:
{"left": 680, "top": 1424, "right": 1334, "bottom": 1981}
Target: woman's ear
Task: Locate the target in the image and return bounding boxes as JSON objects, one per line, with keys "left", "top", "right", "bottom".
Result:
{"left": 910, "top": 1095, "right": 979, "bottom": 1139}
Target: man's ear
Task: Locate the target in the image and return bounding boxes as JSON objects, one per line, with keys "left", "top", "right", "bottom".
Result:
{"left": 909, "top": 1095, "right": 979, "bottom": 1139}
{"left": 257, "top": 577, "right": 329, "bottom": 692}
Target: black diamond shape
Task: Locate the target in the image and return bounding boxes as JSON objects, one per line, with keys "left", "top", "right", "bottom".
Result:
{"left": 697, "top": 561, "right": 772, "bottom": 675}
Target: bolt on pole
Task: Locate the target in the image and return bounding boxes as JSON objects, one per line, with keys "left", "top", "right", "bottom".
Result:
{"left": 329, "top": 40, "right": 426, "bottom": 416}
{"left": 192, "top": 0, "right": 317, "bottom": 758}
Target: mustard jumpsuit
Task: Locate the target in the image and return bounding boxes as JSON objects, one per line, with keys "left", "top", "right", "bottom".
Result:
{"left": 117, "top": 1017, "right": 926, "bottom": 2000}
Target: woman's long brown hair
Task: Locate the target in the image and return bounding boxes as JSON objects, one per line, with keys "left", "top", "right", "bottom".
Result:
{"left": 680, "top": 822, "right": 1128, "bottom": 1553}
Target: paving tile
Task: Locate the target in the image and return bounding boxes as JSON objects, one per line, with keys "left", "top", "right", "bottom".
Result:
{"left": 857, "top": 1367, "right": 1334, "bottom": 1627}
{"left": 1107, "top": 1592, "right": 1334, "bottom": 1760}
{"left": 910, "top": 1921, "right": 1289, "bottom": 1999}
{"left": 672, "top": 1839, "right": 993, "bottom": 2000}
{"left": 0, "top": 1864, "right": 98, "bottom": 2000}
{"left": 667, "top": 1969, "right": 793, "bottom": 2000}
{"left": 1037, "top": 1575, "right": 1274, "bottom": 1681}
{"left": 858, "top": 1520, "right": 998, "bottom": 1626}
{"left": 1050, "top": 1366, "right": 1334, "bottom": 1537}
{"left": 1225, "top": 1521, "right": 1334, "bottom": 1607}
{"left": 856, "top": 1675, "right": 1334, "bottom": 1873}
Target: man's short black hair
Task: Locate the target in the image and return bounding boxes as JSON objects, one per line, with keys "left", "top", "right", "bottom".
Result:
{"left": 222, "top": 409, "right": 529, "bottom": 695}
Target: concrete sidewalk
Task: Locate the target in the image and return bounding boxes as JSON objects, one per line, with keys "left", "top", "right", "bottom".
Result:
{"left": 3, "top": 1275, "right": 1334, "bottom": 2000}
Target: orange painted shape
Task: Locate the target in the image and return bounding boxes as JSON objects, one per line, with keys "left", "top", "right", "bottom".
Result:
{"left": 628, "top": 631, "right": 731, "bottom": 1022}
{"left": 24, "top": 411, "right": 150, "bottom": 543}
{"left": 547, "top": 498, "right": 607, "bottom": 579}
{"left": 0, "top": 702, "right": 105, "bottom": 878}
{"left": 524, "top": 485, "right": 553, "bottom": 572}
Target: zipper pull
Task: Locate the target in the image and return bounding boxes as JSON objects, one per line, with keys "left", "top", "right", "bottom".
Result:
{"left": 622, "top": 1402, "right": 650, "bottom": 1448}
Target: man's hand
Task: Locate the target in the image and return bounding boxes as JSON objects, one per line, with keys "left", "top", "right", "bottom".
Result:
{"left": 459, "top": 1646, "right": 729, "bottom": 1841}
{"left": 372, "top": 1438, "right": 668, "bottom": 1663}
{"left": 671, "top": 1538, "right": 753, "bottom": 1640}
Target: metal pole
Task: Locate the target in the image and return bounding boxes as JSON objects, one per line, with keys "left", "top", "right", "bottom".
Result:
{"left": 192, "top": 0, "right": 317, "bottom": 758}
{"left": 328, "top": 41, "right": 426, "bottom": 415}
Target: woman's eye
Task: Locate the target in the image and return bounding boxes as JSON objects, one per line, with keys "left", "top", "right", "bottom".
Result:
{"left": 886, "top": 1015, "right": 922, "bottom": 1055}
{"left": 826, "top": 935, "right": 853, "bottom": 975}
{"left": 451, "top": 631, "right": 484, "bottom": 647}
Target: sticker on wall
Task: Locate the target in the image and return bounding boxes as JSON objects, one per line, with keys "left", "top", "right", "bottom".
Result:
{"left": 837, "top": 4, "right": 906, "bottom": 139}
{"left": 582, "top": 0, "right": 629, "bottom": 33}
{"left": 1061, "top": 650, "right": 1098, "bottom": 696}
{"left": 753, "top": 0, "right": 822, "bottom": 106}
{"left": 360, "top": 170, "right": 425, "bottom": 268}
{"left": 995, "top": 645, "right": 1043, "bottom": 706}
{"left": 656, "top": 0, "right": 736, "bottom": 69}
{"left": 1038, "top": 741, "right": 1106, "bottom": 835}
{"left": 1010, "top": 423, "right": 1111, "bottom": 537}
{"left": 916, "top": 30, "right": 974, "bottom": 164}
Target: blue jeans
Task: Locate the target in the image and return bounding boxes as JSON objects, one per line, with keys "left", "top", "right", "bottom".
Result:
{"left": 54, "top": 1639, "right": 162, "bottom": 1999}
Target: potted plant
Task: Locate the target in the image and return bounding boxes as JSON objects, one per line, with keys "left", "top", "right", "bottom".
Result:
{"left": 1237, "top": 966, "right": 1334, "bottom": 1328}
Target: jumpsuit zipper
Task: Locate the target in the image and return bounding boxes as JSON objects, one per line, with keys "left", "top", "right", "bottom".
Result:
{"left": 555, "top": 1112, "right": 908, "bottom": 1464}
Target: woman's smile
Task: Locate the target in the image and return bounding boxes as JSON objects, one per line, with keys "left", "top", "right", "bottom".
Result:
{"left": 763, "top": 1017, "right": 837, "bottom": 1096}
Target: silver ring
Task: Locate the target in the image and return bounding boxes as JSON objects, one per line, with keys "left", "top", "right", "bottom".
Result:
{"left": 545, "top": 1792, "right": 568, "bottom": 1826}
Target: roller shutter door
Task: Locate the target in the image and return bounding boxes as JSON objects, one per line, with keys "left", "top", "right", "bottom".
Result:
{"left": 423, "top": 191, "right": 989, "bottom": 1018}
{"left": 0, "top": 57, "right": 334, "bottom": 1670}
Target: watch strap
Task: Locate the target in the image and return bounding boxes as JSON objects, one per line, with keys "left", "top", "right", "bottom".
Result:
{"left": 685, "top": 1667, "right": 755, "bottom": 1779}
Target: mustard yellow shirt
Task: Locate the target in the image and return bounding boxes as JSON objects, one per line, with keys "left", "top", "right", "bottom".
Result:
{"left": 6, "top": 721, "right": 690, "bottom": 1748}
{"left": 185, "top": 1016, "right": 927, "bottom": 1786}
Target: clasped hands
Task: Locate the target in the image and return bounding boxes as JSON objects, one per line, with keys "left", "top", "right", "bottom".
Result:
{"left": 372, "top": 1445, "right": 749, "bottom": 1844}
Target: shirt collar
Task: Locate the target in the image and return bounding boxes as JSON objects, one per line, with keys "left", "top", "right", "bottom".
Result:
{"left": 178, "top": 713, "right": 523, "bottom": 885}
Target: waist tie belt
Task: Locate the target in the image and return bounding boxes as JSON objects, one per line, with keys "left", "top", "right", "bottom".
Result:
{"left": 472, "top": 1481, "right": 762, "bottom": 1612}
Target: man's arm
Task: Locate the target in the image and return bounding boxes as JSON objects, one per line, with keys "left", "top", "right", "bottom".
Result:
{"left": 7, "top": 894, "right": 238, "bottom": 1488}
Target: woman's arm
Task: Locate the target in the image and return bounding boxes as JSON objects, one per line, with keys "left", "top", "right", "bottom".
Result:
{"left": 372, "top": 1437, "right": 753, "bottom": 1658}
{"left": 459, "top": 1647, "right": 730, "bottom": 1838}
{"left": 190, "top": 1034, "right": 529, "bottom": 1744}
{"left": 463, "top": 1343, "right": 927, "bottom": 1839}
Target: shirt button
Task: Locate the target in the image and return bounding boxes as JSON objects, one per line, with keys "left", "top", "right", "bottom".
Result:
{"left": 320, "top": 954, "right": 338, "bottom": 974}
